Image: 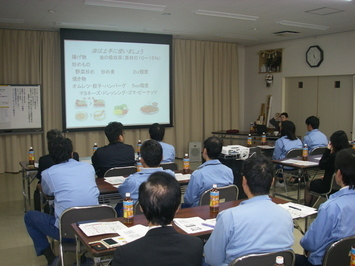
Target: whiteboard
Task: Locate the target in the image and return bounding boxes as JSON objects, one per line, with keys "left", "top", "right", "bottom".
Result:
{"left": 0, "top": 85, "right": 42, "bottom": 132}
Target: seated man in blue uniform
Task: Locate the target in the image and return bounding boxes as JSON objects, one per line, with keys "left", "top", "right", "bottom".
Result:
{"left": 296, "top": 148, "right": 355, "bottom": 266}
{"left": 204, "top": 156, "right": 294, "bottom": 266}
{"left": 303, "top": 116, "right": 328, "bottom": 152}
{"left": 149, "top": 123, "right": 175, "bottom": 163}
{"left": 112, "top": 172, "right": 203, "bottom": 266}
{"left": 92, "top": 121, "right": 135, "bottom": 178}
{"left": 34, "top": 129, "right": 79, "bottom": 212}
{"left": 183, "top": 136, "right": 233, "bottom": 207}
{"left": 117, "top": 139, "right": 175, "bottom": 215}
{"left": 24, "top": 138, "right": 99, "bottom": 266}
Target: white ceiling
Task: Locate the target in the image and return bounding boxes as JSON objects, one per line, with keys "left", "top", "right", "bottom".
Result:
{"left": 0, "top": 0, "right": 354, "bottom": 46}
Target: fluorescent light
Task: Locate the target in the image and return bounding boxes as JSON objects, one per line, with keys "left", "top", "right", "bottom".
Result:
{"left": 0, "top": 18, "right": 24, "bottom": 24}
{"left": 84, "top": 0, "right": 166, "bottom": 12}
{"left": 195, "top": 9, "right": 258, "bottom": 21}
{"left": 55, "top": 22, "right": 119, "bottom": 30}
{"left": 276, "top": 20, "right": 329, "bottom": 30}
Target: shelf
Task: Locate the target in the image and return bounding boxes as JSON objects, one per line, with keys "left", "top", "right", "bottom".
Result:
{"left": 259, "top": 48, "right": 282, "bottom": 73}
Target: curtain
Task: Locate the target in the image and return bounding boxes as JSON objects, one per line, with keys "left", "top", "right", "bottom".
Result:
{"left": 0, "top": 30, "right": 239, "bottom": 173}
{"left": 171, "top": 39, "right": 239, "bottom": 157}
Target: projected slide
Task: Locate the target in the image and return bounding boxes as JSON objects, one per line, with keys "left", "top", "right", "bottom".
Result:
{"left": 63, "top": 38, "right": 170, "bottom": 130}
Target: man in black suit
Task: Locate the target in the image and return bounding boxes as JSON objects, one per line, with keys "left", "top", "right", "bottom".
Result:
{"left": 112, "top": 172, "right": 203, "bottom": 266}
{"left": 92, "top": 121, "right": 135, "bottom": 178}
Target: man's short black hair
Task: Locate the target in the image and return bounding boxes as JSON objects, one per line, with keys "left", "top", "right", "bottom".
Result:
{"left": 105, "top": 122, "right": 124, "bottom": 143}
{"left": 280, "top": 112, "right": 288, "bottom": 118}
{"left": 335, "top": 148, "right": 355, "bottom": 189}
{"left": 48, "top": 138, "right": 73, "bottom": 164}
{"left": 139, "top": 171, "right": 181, "bottom": 226}
{"left": 204, "top": 137, "right": 223, "bottom": 159}
{"left": 305, "top": 116, "right": 320, "bottom": 129}
{"left": 149, "top": 123, "right": 165, "bottom": 142}
{"left": 242, "top": 155, "right": 274, "bottom": 195}
{"left": 141, "top": 139, "right": 162, "bottom": 167}
{"left": 46, "top": 129, "right": 63, "bottom": 142}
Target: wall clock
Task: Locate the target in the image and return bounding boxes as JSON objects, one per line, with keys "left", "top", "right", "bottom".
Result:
{"left": 306, "top": 45, "right": 324, "bottom": 67}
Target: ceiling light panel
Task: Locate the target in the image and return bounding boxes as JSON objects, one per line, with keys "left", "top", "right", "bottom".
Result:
{"left": 276, "top": 20, "right": 329, "bottom": 30}
{"left": 0, "top": 18, "right": 24, "bottom": 24}
{"left": 55, "top": 22, "right": 119, "bottom": 30}
{"left": 195, "top": 9, "right": 258, "bottom": 21}
{"left": 305, "top": 7, "right": 344, "bottom": 16}
{"left": 84, "top": 0, "right": 166, "bottom": 12}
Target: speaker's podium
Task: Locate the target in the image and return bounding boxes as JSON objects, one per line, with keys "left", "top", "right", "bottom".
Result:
{"left": 218, "top": 145, "right": 254, "bottom": 200}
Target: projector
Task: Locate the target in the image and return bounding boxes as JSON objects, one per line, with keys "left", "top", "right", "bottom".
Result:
{"left": 221, "top": 145, "right": 250, "bottom": 160}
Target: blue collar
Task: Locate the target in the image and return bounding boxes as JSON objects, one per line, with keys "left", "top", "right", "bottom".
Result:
{"left": 197, "top": 159, "right": 221, "bottom": 169}
{"left": 240, "top": 195, "right": 271, "bottom": 205}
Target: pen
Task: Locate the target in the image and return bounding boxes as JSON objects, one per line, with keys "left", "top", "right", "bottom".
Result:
{"left": 202, "top": 223, "right": 215, "bottom": 228}
{"left": 289, "top": 205, "right": 302, "bottom": 211}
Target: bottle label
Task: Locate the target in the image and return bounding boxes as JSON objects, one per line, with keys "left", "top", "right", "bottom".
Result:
{"left": 183, "top": 158, "right": 190, "bottom": 170}
{"left": 350, "top": 245, "right": 355, "bottom": 265}
{"left": 137, "top": 163, "right": 142, "bottom": 172}
{"left": 210, "top": 191, "right": 219, "bottom": 208}
{"left": 28, "top": 151, "right": 34, "bottom": 161}
{"left": 247, "top": 137, "right": 252, "bottom": 145}
{"left": 137, "top": 143, "right": 142, "bottom": 153}
{"left": 123, "top": 201, "right": 134, "bottom": 218}
{"left": 302, "top": 148, "right": 308, "bottom": 157}
{"left": 93, "top": 147, "right": 98, "bottom": 152}
{"left": 261, "top": 135, "right": 266, "bottom": 143}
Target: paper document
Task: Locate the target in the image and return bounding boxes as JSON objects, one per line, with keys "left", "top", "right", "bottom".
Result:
{"left": 282, "top": 159, "right": 318, "bottom": 166}
{"left": 78, "top": 221, "right": 127, "bottom": 237}
{"left": 202, "top": 218, "right": 216, "bottom": 228}
{"left": 312, "top": 156, "right": 322, "bottom": 160}
{"left": 292, "top": 161, "right": 318, "bottom": 166}
{"left": 117, "top": 224, "right": 149, "bottom": 243}
{"left": 175, "top": 173, "right": 191, "bottom": 181}
{"left": 104, "top": 176, "right": 126, "bottom": 185}
{"left": 174, "top": 217, "right": 214, "bottom": 234}
{"left": 279, "top": 202, "right": 317, "bottom": 219}
{"left": 257, "top": 145, "right": 274, "bottom": 149}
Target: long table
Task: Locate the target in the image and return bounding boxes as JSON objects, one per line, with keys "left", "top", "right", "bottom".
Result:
{"left": 212, "top": 130, "right": 279, "bottom": 144}
{"left": 272, "top": 155, "right": 321, "bottom": 203}
{"left": 96, "top": 170, "right": 191, "bottom": 205}
{"left": 19, "top": 161, "right": 38, "bottom": 212}
{"left": 71, "top": 197, "right": 287, "bottom": 258}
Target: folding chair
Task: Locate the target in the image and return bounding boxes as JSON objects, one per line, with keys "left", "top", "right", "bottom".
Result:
{"left": 160, "top": 162, "right": 179, "bottom": 171}
{"left": 322, "top": 235, "right": 355, "bottom": 266}
{"left": 199, "top": 185, "right": 239, "bottom": 206}
{"left": 228, "top": 249, "right": 295, "bottom": 266}
{"left": 134, "top": 201, "right": 144, "bottom": 215}
{"left": 310, "top": 146, "right": 327, "bottom": 156}
{"left": 59, "top": 205, "right": 116, "bottom": 266}
{"left": 104, "top": 166, "right": 137, "bottom": 177}
{"left": 308, "top": 146, "right": 327, "bottom": 179}
{"left": 274, "top": 148, "right": 303, "bottom": 195}
{"left": 310, "top": 174, "right": 336, "bottom": 208}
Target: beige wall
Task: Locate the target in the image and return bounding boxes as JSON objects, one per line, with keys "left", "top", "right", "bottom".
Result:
{"left": 241, "top": 31, "right": 355, "bottom": 133}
